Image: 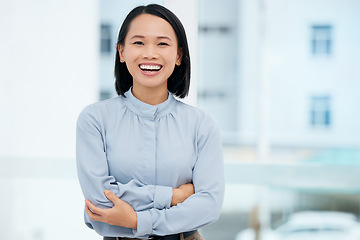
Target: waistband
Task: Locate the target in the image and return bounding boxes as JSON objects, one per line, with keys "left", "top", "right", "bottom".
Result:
{"left": 104, "top": 230, "right": 197, "bottom": 240}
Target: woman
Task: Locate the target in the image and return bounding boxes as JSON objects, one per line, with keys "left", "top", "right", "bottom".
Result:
{"left": 76, "top": 4, "right": 224, "bottom": 240}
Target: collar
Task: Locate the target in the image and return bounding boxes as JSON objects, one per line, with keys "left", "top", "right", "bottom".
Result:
{"left": 121, "top": 88, "right": 176, "bottom": 120}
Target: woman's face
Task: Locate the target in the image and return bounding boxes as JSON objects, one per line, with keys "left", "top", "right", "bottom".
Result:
{"left": 119, "top": 14, "right": 182, "bottom": 94}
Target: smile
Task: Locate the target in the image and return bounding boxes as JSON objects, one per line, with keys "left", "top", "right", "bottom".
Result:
{"left": 139, "top": 64, "right": 163, "bottom": 72}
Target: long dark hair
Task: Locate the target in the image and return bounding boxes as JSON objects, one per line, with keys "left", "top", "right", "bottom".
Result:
{"left": 114, "top": 4, "right": 191, "bottom": 98}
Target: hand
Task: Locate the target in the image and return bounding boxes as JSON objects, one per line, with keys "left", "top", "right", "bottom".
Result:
{"left": 171, "top": 183, "right": 195, "bottom": 206}
{"left": 85, "top": 190, "right": 137, "bottom": 229}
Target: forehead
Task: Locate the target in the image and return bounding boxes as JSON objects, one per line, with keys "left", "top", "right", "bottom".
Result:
{"left": 126, "top": 14, "right": 177, "bottom": 40}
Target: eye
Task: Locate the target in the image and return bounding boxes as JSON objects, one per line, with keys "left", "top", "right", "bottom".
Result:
{"left": 133, "top": 41, "right": 144, "bottom": 45}
{"left": 158, "top": 42, "right": 169, "bottom": 46}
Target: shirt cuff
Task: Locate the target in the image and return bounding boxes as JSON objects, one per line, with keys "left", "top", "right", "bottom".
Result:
{"left": 154, "top": 185, "right": 172, "bottom": 209}
{"left": 133, "top": 210, "right": 152, "bottom": 237}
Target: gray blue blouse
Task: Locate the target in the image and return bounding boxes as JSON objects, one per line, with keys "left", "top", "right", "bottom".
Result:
{"left": 76, "top": 89, "right": 224, "bottom": 238}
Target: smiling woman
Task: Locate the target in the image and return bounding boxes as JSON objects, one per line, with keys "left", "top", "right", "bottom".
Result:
{"left": 117, "top": 13, "right": 182, "bottom": 105}
{"left": 76, "top": 4, "right": 224, "bottom": 240}
{"left": 114, "top": 5, "right": 191, "bottom": 100}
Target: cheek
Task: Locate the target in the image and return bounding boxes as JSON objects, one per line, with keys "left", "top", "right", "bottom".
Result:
{"left": 165, "top": 50, "right": 180, "bottom": 64}
{"left": 122, "top": 46, "right": 139, "bottom": 60}
{"left": 125, "top": 63, "right": 138, "bottom": 77}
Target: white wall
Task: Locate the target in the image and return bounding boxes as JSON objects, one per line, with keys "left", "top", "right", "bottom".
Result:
{"left": 0, "top": 0, "right": 99, "bottom": 160}
{"left": 197, "top": 0, "right": 239, "bottom": 138}
{"left": 0, "top": 0, "right": 99, "bottom": 239}
{"left": 237, "top": 0, "right": 262, "bottom": 145}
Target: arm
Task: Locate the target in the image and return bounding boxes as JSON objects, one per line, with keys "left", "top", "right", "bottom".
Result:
{"left": 76, "top": 105, "right": 172, "bottom": 211}
{"left": 171, "top": 183, "right": 195, "bottom": 207}
{"left": 79, "top": 106, "right": 223, "bottom": 236}
{"left": 84, "top": 184, "right": 195, "bottom": 229}
{"left": 132, "top": 116, "right": 224, "bottom": 237}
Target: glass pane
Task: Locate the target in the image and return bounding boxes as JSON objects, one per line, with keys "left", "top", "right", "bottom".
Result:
{"left": 100, "top": 24, "right": 112, "bottom": 54}
{"left": 312, "top": 25, "right": 332, "bottom": 55}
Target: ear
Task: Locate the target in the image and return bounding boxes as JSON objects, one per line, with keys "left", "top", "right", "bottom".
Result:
{"left": 176, "top": 48, "right": 183, "bottom": 66}
{"left": 118, "top": 44, "right": 125, "bottom": 63}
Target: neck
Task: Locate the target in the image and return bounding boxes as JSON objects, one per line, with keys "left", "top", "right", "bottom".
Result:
{"left": 131, "top": 86, "right": 168, "bottom": 105}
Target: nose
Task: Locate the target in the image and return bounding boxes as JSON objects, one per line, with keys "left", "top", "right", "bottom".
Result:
{"left": 142, "top": 44, "right": 158, "bottom": 59}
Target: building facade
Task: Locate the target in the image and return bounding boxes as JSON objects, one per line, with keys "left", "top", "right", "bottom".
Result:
{"left": 197, "top": 0, "right": 360, "bottom": 150}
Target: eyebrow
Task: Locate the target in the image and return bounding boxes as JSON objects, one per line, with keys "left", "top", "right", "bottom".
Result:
{"left": 130, "top": 35, "right": 172, "bottom": 41}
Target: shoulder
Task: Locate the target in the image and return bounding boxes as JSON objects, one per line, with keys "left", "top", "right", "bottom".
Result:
{"left": 77, "top": 97, "right": 123, "bottom": 125}
{"left": 174, "top": 99, "right": 219, "bottom": 132}
{"left": 174, "top": 100, "right": 222, "bottom": 150}
{"left": 174, "top": 99, "right": 205, "bottom": 117}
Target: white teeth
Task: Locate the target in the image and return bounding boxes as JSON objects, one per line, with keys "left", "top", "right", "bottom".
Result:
{"left": 139, "top": 64, "right": 161, "bottom": 70}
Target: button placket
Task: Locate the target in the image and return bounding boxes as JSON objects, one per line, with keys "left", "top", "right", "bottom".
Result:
{"left": 142, "top": 117, "right": 157, "bottom": 185}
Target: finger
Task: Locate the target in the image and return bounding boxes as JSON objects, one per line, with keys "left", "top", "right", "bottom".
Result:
{"left": 104, "top": 190, "right": 121, "bottom": 205}
{"left": 85, "top": 199, "right": 105, "bottom": 216}
{"left": 85, "top": 203, "right": 103, "bottom": 221}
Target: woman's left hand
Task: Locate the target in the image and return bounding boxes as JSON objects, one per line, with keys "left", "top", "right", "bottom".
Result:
{"left": 85, "top": 190, "right": 137, "bottom": 229}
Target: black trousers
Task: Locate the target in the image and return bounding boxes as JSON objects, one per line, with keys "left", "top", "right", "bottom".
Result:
{"left": 103, "top": 230, "right": 197, "bottom": 240}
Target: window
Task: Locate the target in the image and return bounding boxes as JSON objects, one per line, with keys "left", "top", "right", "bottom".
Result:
{"left": 311, "top": 96, "right": 331, "bottom": 127}
{"left": 100, "top": 89, "right": 112, "bottom": 101}
{"left": 311, "top": 25, "right": 332, "bottom": 56}
{"left": 198, "top": 25, "right": 231, "bottom": 34}
{"left": 100, "top": 24, "right": 112, "bottom": 54}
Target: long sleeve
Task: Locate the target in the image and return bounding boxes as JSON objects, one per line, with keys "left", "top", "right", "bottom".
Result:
{"left": 76, "top": 105, "right": 173, "bottom": 213}
{"left": 76, "top": 91, "right": 224, "bottom": 237}
{"left": 133, "top": 115, "right": 225, "bottom": 237}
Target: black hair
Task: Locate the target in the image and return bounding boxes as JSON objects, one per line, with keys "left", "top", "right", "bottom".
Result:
{"left": 114, "top": 4, "right": 190, "bottom": 98}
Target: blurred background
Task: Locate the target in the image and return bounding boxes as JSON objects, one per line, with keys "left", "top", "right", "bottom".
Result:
{"left": 1, "top": 0, "right": 360, "bottom": 240}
